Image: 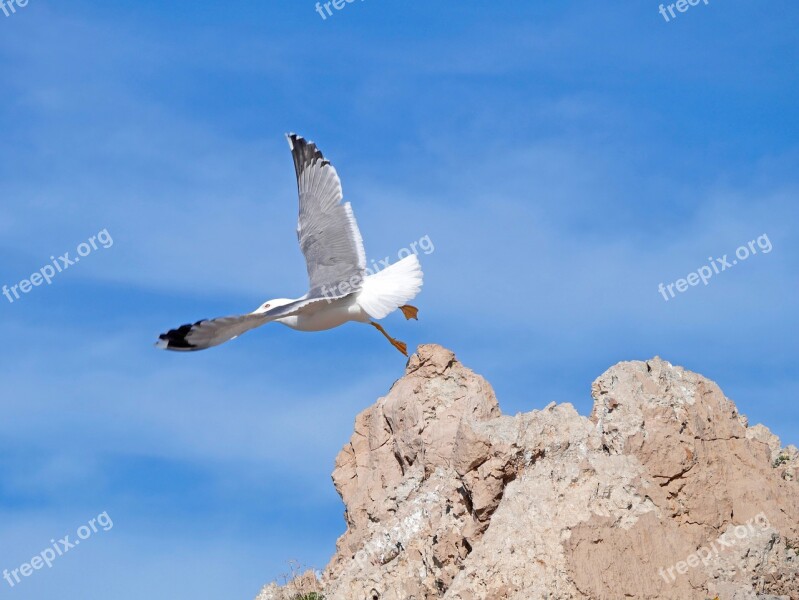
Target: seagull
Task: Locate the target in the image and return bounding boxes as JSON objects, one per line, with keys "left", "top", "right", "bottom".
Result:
{"left": 156, "top": 133, "right": 423, "bottom": 356}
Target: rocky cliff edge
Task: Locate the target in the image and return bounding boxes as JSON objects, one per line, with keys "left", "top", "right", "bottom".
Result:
{"left": 257, "top": 344, "right": 799, "bottom": 600}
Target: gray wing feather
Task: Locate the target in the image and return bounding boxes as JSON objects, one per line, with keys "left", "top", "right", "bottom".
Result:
{"left": 156, "top": 299, "right": 330, "bottom": 352}
{"left": 287, "top": 133, "right": 366, "bottom": 297}
{"left": 157, "top": 314, "right": 269, "bottom": 351}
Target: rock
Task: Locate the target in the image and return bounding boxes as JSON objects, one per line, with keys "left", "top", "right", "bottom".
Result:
{"left": 255, "top": 569, "right": 322, "bottom": 600}
{"left": 256, "top": 346, "right": 799, "bottom": 600}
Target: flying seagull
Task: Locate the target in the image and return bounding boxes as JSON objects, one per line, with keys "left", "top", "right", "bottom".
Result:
{"left": 156, "top": 133, "right": 423, "bottom": 356}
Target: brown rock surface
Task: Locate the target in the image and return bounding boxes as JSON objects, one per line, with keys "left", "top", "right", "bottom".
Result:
{"left": 256, "top": 345, "right": 799, "bottom": 600}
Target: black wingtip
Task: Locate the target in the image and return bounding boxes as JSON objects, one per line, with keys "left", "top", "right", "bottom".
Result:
{"left": 285, "top": 133, "right": 330, "bottom": 180}
{"left": 156, "top": 320, "right": 206, "bottom": 352}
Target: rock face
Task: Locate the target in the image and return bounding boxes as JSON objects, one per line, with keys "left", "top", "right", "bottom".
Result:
{"left": 256, "top": 345, "right": 799, "bottom": 600}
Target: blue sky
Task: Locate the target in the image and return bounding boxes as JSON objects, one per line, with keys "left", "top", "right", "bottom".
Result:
{"left": 0, "top": 1, "right": 797, "bottom": 598}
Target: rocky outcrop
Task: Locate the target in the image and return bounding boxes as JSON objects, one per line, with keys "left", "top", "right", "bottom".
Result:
{"left": 257, "top": 345, "right": 799, "bottom": 600}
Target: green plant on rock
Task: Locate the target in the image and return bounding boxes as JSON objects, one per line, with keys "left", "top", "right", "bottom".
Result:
{"left": 773, "top": 454, "right": 790, "bottom": 467}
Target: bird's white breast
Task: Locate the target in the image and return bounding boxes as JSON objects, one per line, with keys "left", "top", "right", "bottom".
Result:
{"left": 276, "top": 296, "right": 368, "bottom": 332}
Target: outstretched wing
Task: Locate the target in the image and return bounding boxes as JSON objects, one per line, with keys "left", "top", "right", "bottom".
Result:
{"left": 156, "top": 314, "right": 270, "bottom": 352}
{"left": 287, "top": 133, "right": 366, "bottom": 298}
{"left": 155, "top": 298, "right": 332, "bottom": 352}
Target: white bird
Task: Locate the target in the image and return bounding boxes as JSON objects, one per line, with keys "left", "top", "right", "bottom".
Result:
{"left": 156, "top": 133, "right": 423, "bottom": 356}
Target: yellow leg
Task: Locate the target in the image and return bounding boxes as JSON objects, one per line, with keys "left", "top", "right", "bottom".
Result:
{"left": 399, "top": 305, "right": 419, "bottom": 320}
{"left": 370, "top": 321, "right": 408, "bottom": 356}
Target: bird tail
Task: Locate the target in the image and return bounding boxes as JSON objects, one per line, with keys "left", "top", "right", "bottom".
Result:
{"left": 357, "top": 254, "right": 423, "bottom": 320}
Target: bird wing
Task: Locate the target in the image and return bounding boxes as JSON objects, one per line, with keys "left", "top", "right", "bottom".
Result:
{"left": 155, "top": 298, "right": 331, "bottom": 352}
{"left": 156, "top": 314, "right": 271, "bottom": 352}
{"left": 287, "top": 133, "right": 366, "bottom": 299}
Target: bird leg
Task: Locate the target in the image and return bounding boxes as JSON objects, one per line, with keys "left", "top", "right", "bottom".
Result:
{"left": 399, "top": 305, "right": 419, "bottom": 320}
{"left": 370, "top": 321, "right": 408, "bottom": 356}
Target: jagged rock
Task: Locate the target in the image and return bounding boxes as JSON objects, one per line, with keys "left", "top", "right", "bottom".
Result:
{"left": 256, "top": 346, "right": 799, "bottom": 600}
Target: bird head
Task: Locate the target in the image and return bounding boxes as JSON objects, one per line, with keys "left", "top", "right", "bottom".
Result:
{"left": 254, "top": 298, "right": 295, "bottom": 314}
